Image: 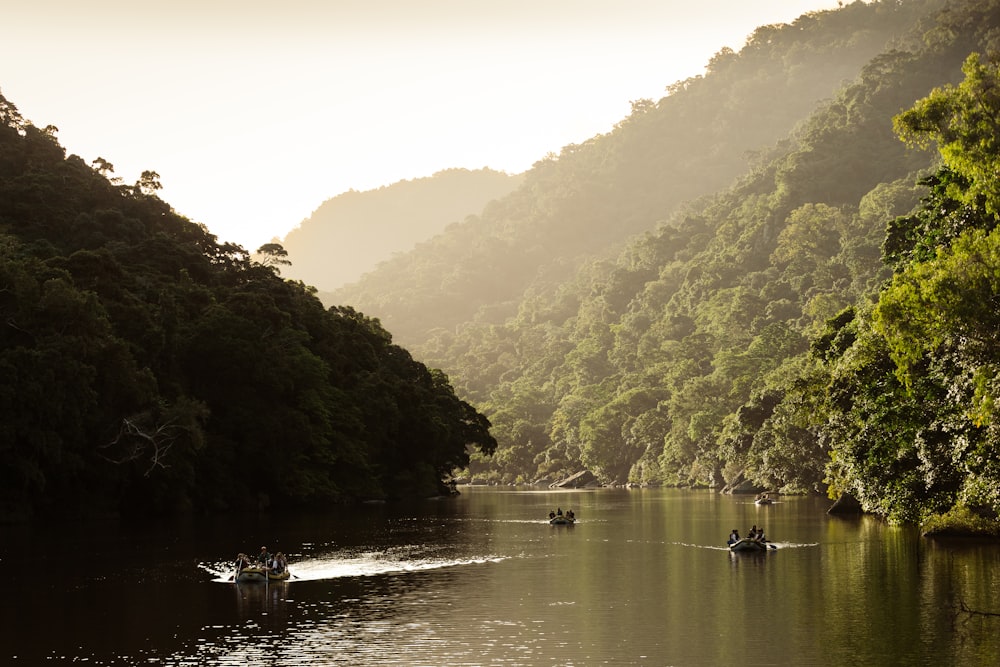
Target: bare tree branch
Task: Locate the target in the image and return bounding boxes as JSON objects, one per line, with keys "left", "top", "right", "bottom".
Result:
{"left": 101, "top": 414, "right": 183, "bottom": 476}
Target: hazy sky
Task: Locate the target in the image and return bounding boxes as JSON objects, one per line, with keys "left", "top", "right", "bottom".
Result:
{"left": 4, "top": 0, "right": 842, "bottom": 251}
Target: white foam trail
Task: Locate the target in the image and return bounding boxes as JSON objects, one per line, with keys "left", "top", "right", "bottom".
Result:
{"left": 201, "top": 554, "right": 508, "bottom": 583}
{"left": 292, "top": 555, "right": 507, "bottom": 581}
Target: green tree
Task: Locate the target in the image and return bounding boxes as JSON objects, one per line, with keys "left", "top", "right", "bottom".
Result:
{"left": 895, "top": 52, "right": 1000, "bottom": 214}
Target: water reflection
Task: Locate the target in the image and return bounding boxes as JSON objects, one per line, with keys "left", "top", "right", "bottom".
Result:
{"left": 727, "top": 549, "right": 771, "bottom": 569}
{"left": 4, "top": 489, "right": 999, "bottom": 666}
{"left": 184, "top": 561, "right": 513, "bottom": 666}
{"left": 232, "top": 580, "right": 292, "bottom": 622}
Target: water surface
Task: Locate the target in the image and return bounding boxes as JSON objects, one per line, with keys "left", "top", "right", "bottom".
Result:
{"left": 3, "top": 488, "right": 998, "bottom": 665}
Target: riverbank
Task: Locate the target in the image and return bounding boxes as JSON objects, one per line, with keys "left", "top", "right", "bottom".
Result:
{"left": 922, "top": 505, "right": 1000, "bottom": 540}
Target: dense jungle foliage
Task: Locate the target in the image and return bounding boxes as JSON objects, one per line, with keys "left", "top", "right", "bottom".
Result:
{"left": 0, "top": 97, "right": 497, "bottom": 521}
{"left": 338, "top": 0, "right": 1000, "bottom": 525}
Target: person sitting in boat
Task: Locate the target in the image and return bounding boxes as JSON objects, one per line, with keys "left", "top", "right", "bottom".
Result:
{"left": 728, "top": 529, "right": 740, "bottom": 545}
{"left": 748, "top": 525, "right": 758, "bottom": 540}
{"left": 270, "top": 552, "right": 286, "bottom": 574}
{"left": 257, "top": 546, "right": 271, "bottom": 565}
{"left": 566, "top": 509, "right": 575, "bottom": 519}
{"left": 756, "top": 527, "right": 766, "bottom": 543}
{"left": 549, "top": 510, "right": 556, "bottom": 519}
{"left": 235, "top": 553, "right": 252, "bottom": 569}
{"left": 556, "top": 508, "right": 563, "bottom": 516}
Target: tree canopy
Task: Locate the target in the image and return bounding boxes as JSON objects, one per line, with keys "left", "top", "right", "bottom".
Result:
{"left": 0, "top": 93, "right": 496, "bottom": 521}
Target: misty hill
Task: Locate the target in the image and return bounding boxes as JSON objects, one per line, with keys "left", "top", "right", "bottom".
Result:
{"left": 329, "top": 0, "right": 932, "bottom": 348}
{"left": 282, "top": 168, "right": 522, "bottom": 291}
{"left": 0, "top": 95, "right": 496, "bottom": 521}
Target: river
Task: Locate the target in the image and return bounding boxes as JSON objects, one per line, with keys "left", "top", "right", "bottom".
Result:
{"left": 3, "top": 487, "right": 998, "bottom": 665}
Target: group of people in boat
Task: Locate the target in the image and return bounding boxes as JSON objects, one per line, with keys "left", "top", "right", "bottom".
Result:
{"left": 234, "top": 546, "right": 288, "bottom": 575}
{"left": 727, "top": 524, "right": 767, "bottom": 545}
{"left": 548, "top": 508, "right": 575, "bottom": 520}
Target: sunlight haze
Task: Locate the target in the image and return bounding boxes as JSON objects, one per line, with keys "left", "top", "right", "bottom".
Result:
{"left": 4, "top": 0, "right": 842, "bottom": 251}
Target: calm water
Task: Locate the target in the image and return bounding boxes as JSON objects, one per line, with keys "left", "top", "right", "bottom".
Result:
{"left": 3, "top": 487, "right": 999, "bottom": 665}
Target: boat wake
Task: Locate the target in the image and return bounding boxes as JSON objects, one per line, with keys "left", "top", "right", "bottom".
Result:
{"left": 202, "top": 553, "right": 508, "bottom": 583}
{"left": 673, "top": 541, "right": 820, "bottom": 551}
{"left": 290, "top": 553, "right": 507, "bottom": 581}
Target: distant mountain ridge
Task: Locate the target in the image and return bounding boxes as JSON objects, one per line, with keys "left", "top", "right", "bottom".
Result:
{"left": 328, "top": 0, "right": 932, "bottom": 349}
{"left": 281, "top": 168, "right": 522, "bottom": 290}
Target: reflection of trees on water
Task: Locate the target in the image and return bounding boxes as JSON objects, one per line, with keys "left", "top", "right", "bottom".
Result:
{"left": 923, "top": 540, "right": 1000, "bottom": 653}
{"left": 952, "top": 599, "right": 1000, "bottom": 648}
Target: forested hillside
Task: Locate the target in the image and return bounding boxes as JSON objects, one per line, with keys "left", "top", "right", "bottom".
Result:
{"left": 331, "top": 0, "right": 931, "bottom": 346}
{"left": 334, "top": 0, "right": 1000, "bottom": 526}
{"left": 282, "top": 168, "right": 522, "bottom": 291}
{"left": 457, "top": 0, "right": 1000, "bottom": 526}
{"left": 0, "top": 96, "right": 496, "bottom": 521}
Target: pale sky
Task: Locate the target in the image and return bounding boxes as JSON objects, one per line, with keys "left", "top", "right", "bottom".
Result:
{"left": 3, "top": 0, "right": 843, "bottom": 251}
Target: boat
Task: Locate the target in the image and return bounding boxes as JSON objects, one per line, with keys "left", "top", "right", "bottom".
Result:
{"left": 233, "top": 550, "right": 291, "bottom": 582}
{"left": 235, "top": 565, "right": 291, "bottom": 582}
{"left": 549, "top": 515, "right": 575, "bottom": 525}
{"left": 728, "top": 538, "right": 772, "bottom": 552}
{"left": 755, "top": 493, "right": 775, "bottom": 505}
